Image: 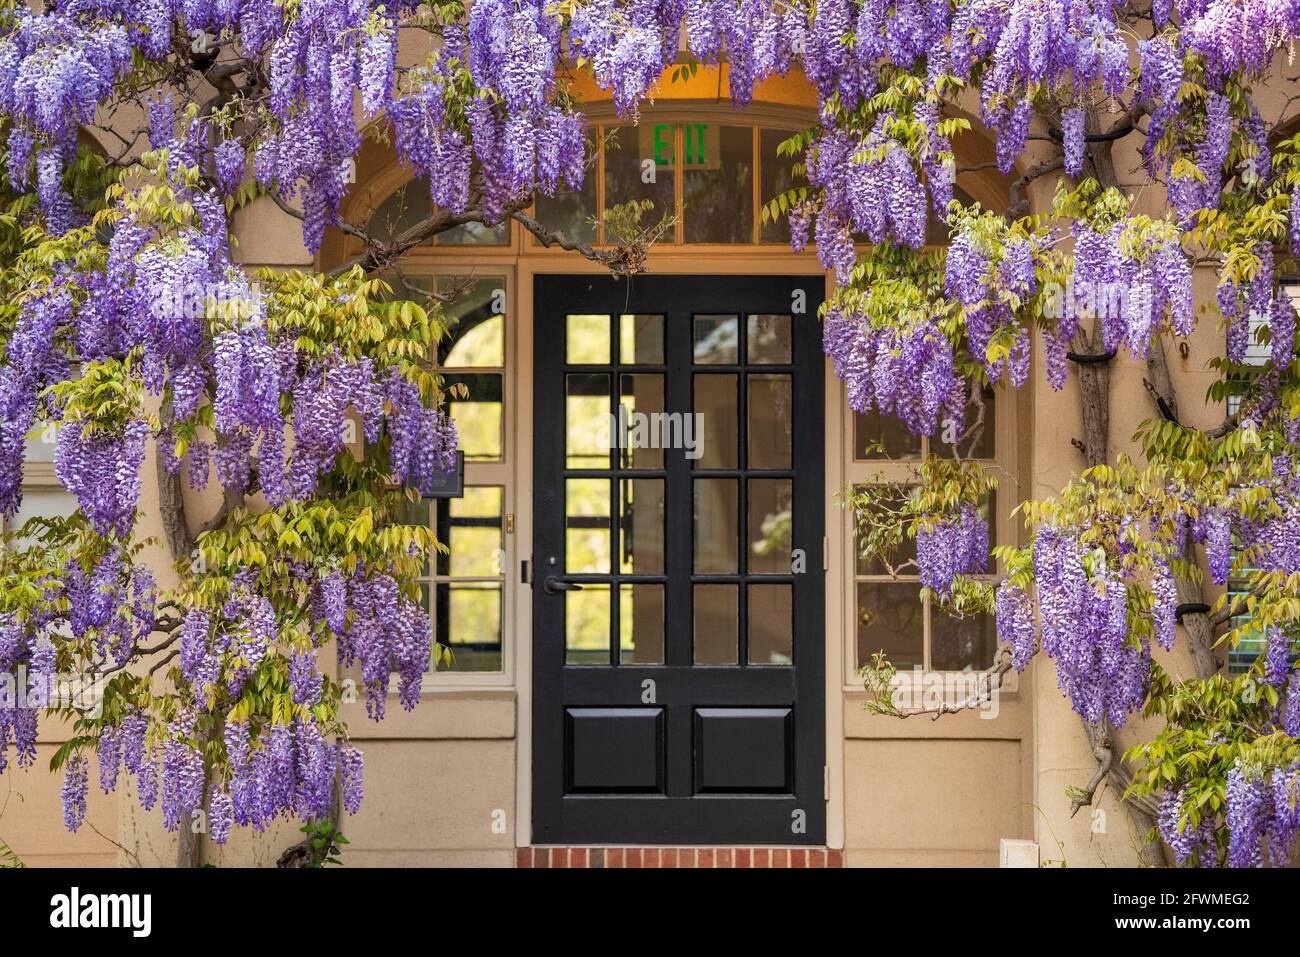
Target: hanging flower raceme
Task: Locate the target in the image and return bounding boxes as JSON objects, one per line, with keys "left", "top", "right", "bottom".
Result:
{"left": 951, "top": 0, "right": 1128, "bottom": 174}
{"left": 1158, "top": 783, "right": 1217, "bottom": 866}
{"left": 945, "top": 214, "right": 1041, "bottom": 388}
{"left": 824, "top": 303, "right": 965, "bottom": 439}
{"left": 916, "top": 504, "right": 988, "bottom": 597}
{"left": 1070, "top": 207, "right": 1193, "bottom": 364}
{"left": 1137, "top": 34, "right": 1185, "bottom": 171}
{"left": 1216, "top": 242, "right": 1296, "bottom": 367}
{"left": 1238, "top": 454, "right": 1300, "bottom": 578}
{"left": 806, "top": 118, "right": 931, "bottom": 280}
{"left": 995, "top": 582, "right": 1037, "bottom": 671}
{"left": 1179, "top": 0, "right": 1300, "bottom": 85}
{"left": 0, "top": 285, "right": 75, "bottom": 513}
{"left": 54, "top": 409, "right": 149, "bottom": 539}
{"left": 326, "top": 567, "right": 432, "bottom": 720}
{"left": 1003, "top": 524, "right": 1161, "bottom": 726}
{"left": 0, "top": 8, "right": 133, "bottom": 231}
{"left": 1225, "top": 760, "right": 1300, "bottom": 868}
{"left": 384, "top": 367, "right": 460, "bottom": 497}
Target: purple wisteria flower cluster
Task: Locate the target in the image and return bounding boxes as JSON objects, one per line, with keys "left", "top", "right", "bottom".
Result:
{"left": 0, "top": 139, "right": 458, "bottom": 531}
{"left": 1157, "top": 784, "right": 1217, "bottom": 866}
{"left": 1026, "top": 524, "right": 1156, "bottom": 726}
{"left": 916, "top": 504, "right": 988, "bottom": 597}
{"left": 823, "top": 305, "right": 965, "bottom": 438}
{"left": 1069, "top": 219, "right": 1194, "bottom": 365}
{"left": 1223, "top": 761, "right": 1300, "bottom": 868}
{"left": 945, "top": 228, "right": 1037, "bottom": 387}
{"left": 802, "top": 116, "right": 935, "bottom": 282}
{"left": 326, "top": 568, "right": 432, "bottom": 719}
{"left": 79, "top": 707, "right": 366, "bottom": 843}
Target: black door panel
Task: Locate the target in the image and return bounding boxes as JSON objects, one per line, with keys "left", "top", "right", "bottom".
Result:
{"left": 532, "top": 274, "right": 825, "bottom": 845}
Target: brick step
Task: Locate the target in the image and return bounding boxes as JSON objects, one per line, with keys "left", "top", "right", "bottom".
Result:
{"left": 518, "top": 847, "right": 843, "bottom": 868}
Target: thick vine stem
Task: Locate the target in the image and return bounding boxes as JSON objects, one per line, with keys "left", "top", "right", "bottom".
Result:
{"left": 889, "top": 649, "right": 1014, "bottom": 719}
{"left": 1144, "top": 336, "right": 1221, "bottom": 681}
{"left": 512, "top": 209, "right": 648, "bottom": 276}
{"left": 1075, "top": 317, "right": 1112, "bottom": 467}
{"left": 1061, "top": 120, "right": 1163, "bottom": 861}
{"left": 156, "top": 397, "right": 196, "bottom": 563}
{"left": 1074, "top": 722, "right": 1169, "bottom": 867}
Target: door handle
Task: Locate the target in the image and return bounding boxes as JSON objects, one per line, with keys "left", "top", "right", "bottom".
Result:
{"left": 543, "top": 576, "right": 584, "bottom": 595}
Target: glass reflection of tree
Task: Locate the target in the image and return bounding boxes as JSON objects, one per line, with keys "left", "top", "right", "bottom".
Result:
{"left": 681, "top": 127, "right": 754, "bottom": 244}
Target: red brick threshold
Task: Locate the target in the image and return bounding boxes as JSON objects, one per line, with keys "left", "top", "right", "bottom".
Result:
{"left": 518, "top": 847, "right": 843, "bottom": 868}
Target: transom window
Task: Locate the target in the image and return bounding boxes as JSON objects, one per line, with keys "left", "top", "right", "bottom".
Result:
{"left": 535, "top": 122, "right": 798, "bottom": 246}
{"left": 365, "top": 114, "right": 976, "bottom": 250}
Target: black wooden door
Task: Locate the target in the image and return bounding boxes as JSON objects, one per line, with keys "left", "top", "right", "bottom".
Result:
{"left": 532, "top": 274, "right": 825, "bottom": 845}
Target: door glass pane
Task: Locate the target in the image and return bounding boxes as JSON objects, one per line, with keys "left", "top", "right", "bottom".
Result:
{"left": 748, "top": 584, "right": 792, "bottom": 665}
{"left": 605, "top": 125, "right": 675, "bottom": 229}
{"left": 567, "top": 478, "right": 611, "bottom": 574}
{"left": 535, "top": 131, "right": 597, "bottom": 244}
{"left": 8, "top": 489, "right": 76, "bottom": 544}
{"left": 694, "top": 584, "right": 738, "bottom": 665}
{"left": 748, "top": 373, "right": 792, "bottom": 469}
{"left": 435, "top": 583, "right": 503, "bottom": 672}
{"left": 566, "top": 373, "right": 610, "bottom": 469}
{"left": 443, "top": 372, "right": 503, "bottom": 462}
{"left": 934, "top": 384, "right": 997, "bottom": 460}
{"left": 25, "top": 421, "right": 58, "bottom": 462}
{"left": 566, "top": 584, "right": 611, "bottom": 665}
{"left": 369, "top": 184, "right": 508, "bottom": 246}
{"left": 854, "top": 410, "right": 922, "bottom": 460}
{"left": 694, "top": 479, "right": 738, "bottom": 573}
{"left": 567, "top": 314, "right": 610, "bottom": 364}
{"left": 444, "top": 315, "right": 504, "bottom": 368}
{"left": 856, "top": 500, "right": 919, "bottom": 576}
{"left": 747, "top": 314, "right": 792, "bottom": 363}
{"left": 367, "top": 182, "right": 434, "bottom": 244}
{"left": 398, "top": 497, "right": 434, "bottom": 575}
{"left": 620, "top": 583, "right": 664, "bottom": 665}
{"left": 693, "top": 314, "right": 739, "bottom": 364}
{"left": 620, "top": 478, "right": 665, "bottom": 574}
{"left": 683, "top": 125, "right": 753, "bottom": 244}
{"left": 620, "top": 314, "right": 665, "bottom": 364}
{"left": 856, "top": 581, "right": 924, "bottom": 670}
{"left": 694, "top": 373, "right": 738, "bottom": 468}
{"left": 759, "top": 128, "right": 799, "bottom": 244}
{"left": 619, "top": 374, "right": 665, "bottom": 469}
{"left": 444, "top": 486, "right": 504, "bottom": 577}
{"left": 438, "top": 220, "right": 509, "bottom": 245}
{"left": 931, "top": 610, "right": 997, "bottom": 672}
{"left": 748, "top": 479, "right": 792, "bottom": 574}
{"left": 535, "top": 185, "right": 598, "bottom": 244}
{"left": 438, "top": 276, "right": 506, "bottom": 367}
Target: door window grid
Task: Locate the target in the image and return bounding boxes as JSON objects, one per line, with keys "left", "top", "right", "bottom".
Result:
{"left": 559, "top": 311, "right": 798, "bottom": 666}
{"left": 402, "top": 487, "right": 507, "bottom": 674}
{"left": 562, "top": 313, "right": 671, "bottom": 666}
{"left": 690, "top": 313, "right": 796, "bottom": 667}
{"left": 849, "top": 391, "right": 1003, "bottom": 675}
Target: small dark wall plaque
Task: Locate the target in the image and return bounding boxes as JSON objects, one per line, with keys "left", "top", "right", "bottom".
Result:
{"left": 421, "top": 450, "right": 464, "bottom": 499}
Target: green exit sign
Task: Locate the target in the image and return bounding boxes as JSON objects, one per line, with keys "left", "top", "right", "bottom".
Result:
{"left": 641, "top": 123, "right": 721, "bottom": 170}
